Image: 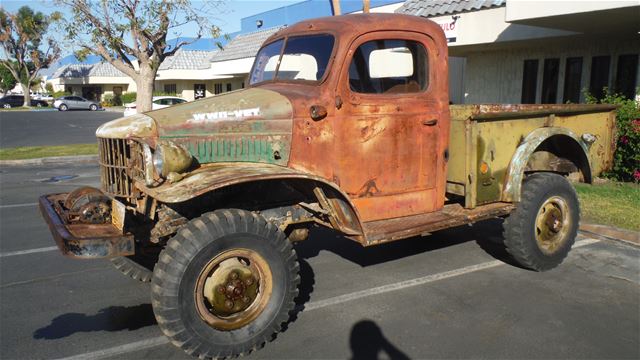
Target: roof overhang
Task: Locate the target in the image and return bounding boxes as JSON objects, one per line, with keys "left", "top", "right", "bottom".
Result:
{"left": 506, "top": 1, "right": 640, "bottom": 35}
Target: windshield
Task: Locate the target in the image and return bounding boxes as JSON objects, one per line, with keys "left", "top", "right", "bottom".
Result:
{"left": 249, "top": 34, "right": 335, "bottom": 85}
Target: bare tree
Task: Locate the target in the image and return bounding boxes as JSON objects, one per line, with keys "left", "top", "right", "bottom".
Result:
{"left": 57, "top": 0, "right": 223, "bottom": 113}
{"left": 0, "top": 6, "right": 61, "bottom": 107}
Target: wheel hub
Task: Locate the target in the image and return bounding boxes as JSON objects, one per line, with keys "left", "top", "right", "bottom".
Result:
{"left": 195, "top": 248, "right": 272, "bottom": 330}
{"left": 535, "top": 196, "right": 570, "bottom": 255}
{"left": 203, "top": 266, "right": 259, "bottom": 317}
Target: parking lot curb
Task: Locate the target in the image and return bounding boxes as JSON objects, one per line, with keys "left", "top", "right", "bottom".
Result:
{"left": 580, "top": 223, "right": 640, "bottom": 246}
{"left": 0, "top": 155, "right": 98, "bottom": 167}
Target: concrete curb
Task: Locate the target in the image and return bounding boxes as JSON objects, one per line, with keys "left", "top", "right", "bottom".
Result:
{"left": 579, "top": 223, "right": 640, "bottom": 246}
{"left": 0, "top": 155, "right": 98, "bottom": 167}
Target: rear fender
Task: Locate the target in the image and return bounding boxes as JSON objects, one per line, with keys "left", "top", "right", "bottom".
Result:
{"left": 502, "top": 127, "right": 592, "bottom": 202}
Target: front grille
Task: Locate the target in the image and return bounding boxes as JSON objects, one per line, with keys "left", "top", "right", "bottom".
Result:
{"left": 98, "top": 138, "right": 145, "bottom": 198}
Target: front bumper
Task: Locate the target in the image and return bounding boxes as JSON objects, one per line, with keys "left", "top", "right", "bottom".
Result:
{"left": 39, "top": 193, "right": 135, "bottom": 259}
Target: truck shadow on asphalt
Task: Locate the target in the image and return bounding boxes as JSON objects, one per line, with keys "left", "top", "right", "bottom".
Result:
{"left": 31, "top": 220, "right": 519, "bottom": 342}
{"left": 33, "top": 303, "right": 156, "bottom": 340}
{"left": 294, "top": 218, "right": 517, "bottom": 268}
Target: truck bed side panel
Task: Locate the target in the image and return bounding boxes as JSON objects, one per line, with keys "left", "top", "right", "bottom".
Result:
{"left": 447, "top": 104, "right": 616, "bottom": 208}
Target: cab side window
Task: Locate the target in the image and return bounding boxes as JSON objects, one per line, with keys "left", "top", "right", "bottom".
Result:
{"left": 349, "top": 39, "right": 428, "bottom": 94}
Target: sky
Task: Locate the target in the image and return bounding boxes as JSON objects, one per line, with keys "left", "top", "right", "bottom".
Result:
{"left": 0, "top": 0, "right": 302, "bottom": 36}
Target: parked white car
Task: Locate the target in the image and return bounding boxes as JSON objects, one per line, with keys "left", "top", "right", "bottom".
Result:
{"left": 123, "top": 96, "right": 188, "bottom": 116}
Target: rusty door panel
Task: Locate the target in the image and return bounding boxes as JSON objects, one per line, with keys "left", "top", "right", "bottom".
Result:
{"left": 333, "top": 30, "right": 450, "bottom": 221}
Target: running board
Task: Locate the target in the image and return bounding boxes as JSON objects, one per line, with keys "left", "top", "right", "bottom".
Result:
{"left": 362, "top": 202, "right": 513, "bottom": 246}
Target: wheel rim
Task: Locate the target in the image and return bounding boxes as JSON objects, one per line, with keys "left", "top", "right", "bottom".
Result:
{"left": 195, "top": 248, "right": 272, "bottom": 331}
{"left": 3, "top": 104, "right": 10, "bottom": 108}
{"left": 534, "top": 196, "right": 571, "bottom": 255}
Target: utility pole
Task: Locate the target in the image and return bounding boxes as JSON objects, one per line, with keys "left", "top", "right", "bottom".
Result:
{"left": 363, "top": 0, "right": 370, "bottom": 13}
{"left": 331, "top": 0, "right": 341, "bottom": 15}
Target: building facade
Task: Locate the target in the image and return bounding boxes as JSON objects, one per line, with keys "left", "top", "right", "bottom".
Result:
{"left": 397, "top": 0, "right": 640, "bottom": 104}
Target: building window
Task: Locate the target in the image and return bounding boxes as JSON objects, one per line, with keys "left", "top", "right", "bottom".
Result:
{"left": 65, "top": 86, "right": 73, "bottom": 94}
{"left": 241, "top": 82, "right": 245, "bottom": 89}
{"left": 614, "top": 54, "right": 638, "bottom": 100}
{"left": 164, "top": 84, "right": 177, "bottom": 94}
{"left": 589, "top": 56, "right": 610, "bottom": 100}
{"left": 214, "top": 83, "right": 223, "bottom": 95}
{"left": 541, "top": 58, "right": 559, "bottom": 103}
{"left": 194, "top": 84, "right": 206, "bottom": 99}
{"left": 563, "top": 57, "right": 583, "bottom": 103}
{"left": 521, "top": 59, "right": 538, "bottom": 104}
{"left": 226, "top": 83, "right": 232, "bottom": 92}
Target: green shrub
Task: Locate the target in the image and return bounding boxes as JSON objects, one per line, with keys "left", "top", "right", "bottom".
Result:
{"left": 585, "top": 88, "right": 640, "bottom": 182}
{"left": 45, "top": 83, "right": 53, "bottom": 93}
{"left": 52, "top": 90, "right": 70, "bottom": 98}
{"left": 120, "top": 92, "right": 136, "bottom": 104}
{"left": 102, "top": 94, "right": 114, "bottom": 107}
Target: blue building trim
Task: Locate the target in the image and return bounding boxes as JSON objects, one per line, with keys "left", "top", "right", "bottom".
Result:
{"left": 240, "top": 0, "right": 403, "bottom": 33}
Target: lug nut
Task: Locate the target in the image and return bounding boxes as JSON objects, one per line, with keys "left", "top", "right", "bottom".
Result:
{"left": 242, "top": 296, "right": 251, "bottom": 303}
{"left": 217, "top": 285, "right": 226, "bottom": 294}
{"left": 230, "top": 272, "right": 239, "bottom": 280}
{"left": 245, "top": 278, "right": 254, "bottom": 286}
{"left": 225, "top": 299, "right": 234, "bottom": 309}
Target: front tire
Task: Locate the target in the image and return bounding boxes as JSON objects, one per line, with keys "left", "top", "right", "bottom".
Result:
{"left": 59, "top": 104, "right": 68, "bottom": 111}
{"left": 89, "top": 104, "right": 98, "bottom": 111}
{"left": 152, "top": 209, "right": 300, "bottom": 359}
{"left": 503, "top": 173, "right": 579, "bottom": 271}
{"left": 3, "top": 103, "right": 11, "bottom": 109}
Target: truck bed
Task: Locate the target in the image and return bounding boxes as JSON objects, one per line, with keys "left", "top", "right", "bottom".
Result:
{"left": 446, "top": 104, "right": 616, "bottom": 208}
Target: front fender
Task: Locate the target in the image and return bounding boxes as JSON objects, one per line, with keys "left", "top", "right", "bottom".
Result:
{"left": 502, "top": 127, "right": 592, "bottom": 202}
{"left": 136, "top": 162, "right": 364, "bottom": 234}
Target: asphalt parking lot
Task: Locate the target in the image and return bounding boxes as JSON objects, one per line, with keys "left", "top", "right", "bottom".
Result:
{"left": 0, "top": 110, "right": 122, "bottom": 148}
{"left": 0, "top": 162, "right": 638, "bottom": 360}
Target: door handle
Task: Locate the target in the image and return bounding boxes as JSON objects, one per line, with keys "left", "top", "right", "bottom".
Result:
{"left": 422, "top": 119, "right": 438, "bottom": 126}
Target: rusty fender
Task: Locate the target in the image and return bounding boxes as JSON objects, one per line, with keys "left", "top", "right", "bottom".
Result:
{"left": 136, "top": 162, "right": 364, "bottom": 236}
{"left": 502, "top": 127, "right": 592, "bottom": 202}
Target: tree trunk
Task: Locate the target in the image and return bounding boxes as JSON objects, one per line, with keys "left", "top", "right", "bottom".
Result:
{"left": 21, "top": 83, "right": 30, "bottom": 107}
{"left": 135, "top": 67, "right": 156, "bottom": 113}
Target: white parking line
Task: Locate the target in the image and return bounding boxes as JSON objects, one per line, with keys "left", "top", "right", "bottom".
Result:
{"left": 0, "top": 202, "right": 38, "bottom": 209}
{"left": 54, "top": 337, "right": 171, "bottom": 360}
{"left": 0, "top": 246, "right": 58, "bottom": 258}
{"left": 54, "top": 238, "right": 600, "bottom": 360}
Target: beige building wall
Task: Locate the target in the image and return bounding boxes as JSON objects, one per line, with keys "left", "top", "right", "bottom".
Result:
{"left": 155, "top": 78, "right": 246, "bottom": 101}
{"left": 463, "top": 37, "right": 640, "bottom": 104}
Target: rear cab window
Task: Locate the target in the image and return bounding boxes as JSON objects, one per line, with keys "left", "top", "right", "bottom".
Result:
{"left": 348, "top": 39, "right": 429, "bottom": 94}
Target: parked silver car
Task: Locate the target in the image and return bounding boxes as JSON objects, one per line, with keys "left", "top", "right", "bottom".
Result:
{"left": 53, "top": 96, "right": 101, "bottom": 111}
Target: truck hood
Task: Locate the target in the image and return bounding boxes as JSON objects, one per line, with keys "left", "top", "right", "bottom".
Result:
{"left": 96, "top": 87, "right": 294, "bottom": 166}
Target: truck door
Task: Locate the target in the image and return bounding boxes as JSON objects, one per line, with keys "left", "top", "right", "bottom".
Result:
{"left": 335, "top": 31, "right": 447, "bottom": 222}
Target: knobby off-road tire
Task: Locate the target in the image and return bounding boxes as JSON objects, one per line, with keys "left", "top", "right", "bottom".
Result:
{"left": 152, "top": 209, "right": 300, "bottom": 359}
{"left": 503, "top": 173, "right": 580, "bottom": 271}
{"left": 110, "top": 254, "right": 155, "bottom": 282}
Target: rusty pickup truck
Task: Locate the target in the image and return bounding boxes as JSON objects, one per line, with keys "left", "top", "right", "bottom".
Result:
{"left": 39, "top": 13, "right": 616, "bottom": 359}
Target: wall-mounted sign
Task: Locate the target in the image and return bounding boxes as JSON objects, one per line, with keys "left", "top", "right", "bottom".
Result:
{"left": 435, "top": 16, "right": 459, "bottom": 43}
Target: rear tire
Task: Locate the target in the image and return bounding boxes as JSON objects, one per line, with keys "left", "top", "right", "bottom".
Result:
{"left": 503, "top": 173, "right": 579, "bottom": 271}
{"left": 3, "top": 103, "right": 11, "bottom": 108}
{"left": 111, "top": 253, "right": 156, "bottom": 282}
{"left": 152, "top": 209, "right": 300, "bottom": 359}
{"left": 90, "top": 104, "right": 98, "bottom": 111}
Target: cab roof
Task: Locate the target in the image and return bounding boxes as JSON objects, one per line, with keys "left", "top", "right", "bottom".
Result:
{"left": 263, "top": 13, "right": 445, "bottom": 46}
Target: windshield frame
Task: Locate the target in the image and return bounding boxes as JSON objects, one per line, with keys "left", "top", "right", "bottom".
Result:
{"left": 249, "top": 31, "right": 338, "bottom": 87}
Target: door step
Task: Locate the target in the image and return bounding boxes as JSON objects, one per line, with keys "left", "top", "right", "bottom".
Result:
{"left": 362, "top": 202, "right": 513, "bottom": 246}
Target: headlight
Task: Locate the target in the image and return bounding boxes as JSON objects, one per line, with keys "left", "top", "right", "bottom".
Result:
{"left": 152, "top": 141, "right": 193, "bottom": 178}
